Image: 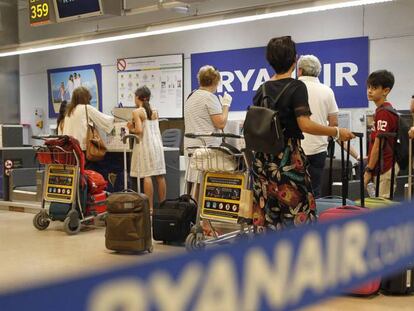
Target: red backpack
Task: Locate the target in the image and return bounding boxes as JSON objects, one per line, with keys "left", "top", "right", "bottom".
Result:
{"left": 84, "top": 170, "right": 107, "bottom": 194}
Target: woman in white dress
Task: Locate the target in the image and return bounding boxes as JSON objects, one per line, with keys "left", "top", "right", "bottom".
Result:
{"left": 127, "top": 86, "right": 166, "bottom": 212}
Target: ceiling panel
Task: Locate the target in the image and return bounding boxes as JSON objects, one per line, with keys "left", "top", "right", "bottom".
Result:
{"left": 13, "top": 0, "right": 381, "bottom": 46}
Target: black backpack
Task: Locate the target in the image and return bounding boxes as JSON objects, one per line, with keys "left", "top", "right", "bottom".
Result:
{"left": 380, "top": 106, "right": 411, "bottom": 170}
{"left": 243, "top": 81, "right": 292, "bottom": 154}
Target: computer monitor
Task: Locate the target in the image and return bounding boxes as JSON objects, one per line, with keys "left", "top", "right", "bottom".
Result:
{"left": 54, "top": 0, "right": 103, "bottom": 22}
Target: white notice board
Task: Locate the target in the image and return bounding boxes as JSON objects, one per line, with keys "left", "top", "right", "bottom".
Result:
{"left": 117, "top": 54, "right": 184, "bottom": 118}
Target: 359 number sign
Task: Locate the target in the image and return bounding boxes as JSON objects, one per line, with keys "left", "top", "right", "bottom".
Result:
{"left": 29, "top": 0, "right": 51, "bottom": 26}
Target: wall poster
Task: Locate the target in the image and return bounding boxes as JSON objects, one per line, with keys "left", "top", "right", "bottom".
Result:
{"left": 117, "top": 54, "right": 184, "bottom": 118}
{"left": 47, "top": 63, "right": 102, "bottom": 118}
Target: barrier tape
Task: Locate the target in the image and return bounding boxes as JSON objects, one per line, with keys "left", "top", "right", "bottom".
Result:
{"left": 1, "top": 202, "right": 414, "bottom": 311}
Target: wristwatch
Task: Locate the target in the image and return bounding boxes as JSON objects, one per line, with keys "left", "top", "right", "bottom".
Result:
{"left": 365, "top": 166, "right": 374, "bottom": 173}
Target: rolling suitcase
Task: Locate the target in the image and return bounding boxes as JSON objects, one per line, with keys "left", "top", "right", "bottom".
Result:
{"left": 381, "top": 138, "right": 414, "bottom": 295}
{"left": 356, "top": 132, "right": 399, "bottom": 208}
{"left": 316, "top": 196, "right": 355, "bottom": 216}
{"left": 319, "top": 133, "right": 381, "bottom": 296}
{"left": 316, "top": 137, "right": 358, "bottom": 216}
{"left": 318, "top": 133, "right": 365, "bottom": 217}
{"left": 105, "top": 134, "right": 153, "bottom": 253}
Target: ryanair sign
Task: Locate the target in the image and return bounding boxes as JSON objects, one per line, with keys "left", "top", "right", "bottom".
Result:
{"left": 1, "top": 202, "right": 414, "bottom": 311}
{"left": 191, "top": 37, "right": 369, "bottom": 110}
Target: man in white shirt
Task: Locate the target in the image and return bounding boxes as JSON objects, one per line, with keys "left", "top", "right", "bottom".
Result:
{"left": 298, "top": 55, "right": 339, "bottom": 198}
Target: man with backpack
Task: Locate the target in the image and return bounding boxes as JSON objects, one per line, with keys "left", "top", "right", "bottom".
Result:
{"left": 364, "top": 70, "right": 399, "bottom": 198}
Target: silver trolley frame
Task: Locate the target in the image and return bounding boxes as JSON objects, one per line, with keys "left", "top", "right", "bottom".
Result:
{"left": 184, "top": 132, "right": 255, "bottom": 251}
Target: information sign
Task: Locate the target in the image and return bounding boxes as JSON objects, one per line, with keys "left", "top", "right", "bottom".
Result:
{"left": 29, "top": 0, "right": 53, "bottom": 26}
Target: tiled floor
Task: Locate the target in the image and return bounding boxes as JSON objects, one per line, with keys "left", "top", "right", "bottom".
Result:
{"left": 0, "top": 210, "right": 413, "bottom": 310}
{"left": 0, "top": 210, "right": 184, "bottom": 293}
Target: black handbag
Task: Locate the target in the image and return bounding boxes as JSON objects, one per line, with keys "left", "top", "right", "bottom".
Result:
{"left": 152, "top": 194, "right": 197, "bottom": 243}
{"left": 243, "top": 81, "right": 292, "bottom": 154}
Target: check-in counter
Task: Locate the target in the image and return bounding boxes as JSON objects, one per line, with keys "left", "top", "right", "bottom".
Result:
{"left": 97, "top": 112, "right": 181, "bottom": 199}
{"left": 86, "top": 147, "right": 180, "bottom": 200}
{"left": 0, "top": 147, "right": 38, "bottom": 200}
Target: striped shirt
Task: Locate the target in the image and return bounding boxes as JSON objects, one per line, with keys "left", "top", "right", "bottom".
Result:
{"left": 184, "top": 89, "right": 223, "bottom": 150}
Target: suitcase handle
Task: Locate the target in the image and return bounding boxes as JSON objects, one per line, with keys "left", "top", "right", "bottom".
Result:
{"left": 160, "top": 194, "right": 198, "bottom": 207}
{"left": 122, "top": 134, "right": 139, "bottom": 144}
{"left": 328, "top": 132, "right": 364, "bottom": 206}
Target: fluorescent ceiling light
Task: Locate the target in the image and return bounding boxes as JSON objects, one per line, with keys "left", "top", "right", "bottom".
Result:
{"left": 0, "top": 0, "right": 393, "bottom": 58}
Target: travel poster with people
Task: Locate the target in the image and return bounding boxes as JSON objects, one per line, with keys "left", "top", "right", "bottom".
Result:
{"left": 47, "top": 64, "right": 102, "bottom": 118}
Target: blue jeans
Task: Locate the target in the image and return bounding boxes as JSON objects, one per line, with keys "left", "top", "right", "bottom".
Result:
{"left": 307, "top": 151, "right": 327, "bottom": 198}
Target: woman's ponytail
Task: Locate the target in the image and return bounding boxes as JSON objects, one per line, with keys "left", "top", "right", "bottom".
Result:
{"left": 135, "top": 86, "right": 153, "bottom": 119}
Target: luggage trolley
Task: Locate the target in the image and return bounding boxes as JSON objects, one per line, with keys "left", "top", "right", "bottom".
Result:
{"left": 32, "top": 135, "right": 105, "bottom": 235}
{"left": 184, "top": 132, "right": 254, "bottom": 250}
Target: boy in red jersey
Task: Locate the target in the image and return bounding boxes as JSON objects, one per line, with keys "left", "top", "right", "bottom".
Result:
{"left": 364, "top": 70, "right": 399, "bottom": 198}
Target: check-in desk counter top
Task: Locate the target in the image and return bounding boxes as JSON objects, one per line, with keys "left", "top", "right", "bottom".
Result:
{"left": 106, "top": 147, "right": 179, "bottom": 152}
{"left": 0, "top": 147, "right": 37, "bottom": 200}
{"left": 0, "top": 147, "right": 33, "bottom": 150}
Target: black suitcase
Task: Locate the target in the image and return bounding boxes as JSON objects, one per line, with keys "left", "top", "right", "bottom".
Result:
{"left": 381, "top": 137, "right": 414, "bottom": 295}
{"left": 152, "top": 194, "right": 197, "bottom": 243}
{"left": 381, "top": 267, "right": 414, "bottom": 295}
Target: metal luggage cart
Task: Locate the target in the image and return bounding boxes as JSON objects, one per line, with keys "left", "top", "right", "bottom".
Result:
{"left": 184, "top": 132, "right": 255, "bottom": 251}
{"left": 32, "top": 135, "right": 105, "bottom": 235}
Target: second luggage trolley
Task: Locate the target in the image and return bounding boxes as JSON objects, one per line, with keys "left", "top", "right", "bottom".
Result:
{"left": 184, "top": 132, "right": 254, "bottom": 250}
{"left": 32, "top": 135, "right": 106, "bottom": 235}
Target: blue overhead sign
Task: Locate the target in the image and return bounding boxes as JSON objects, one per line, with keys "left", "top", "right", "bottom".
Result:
{"left": 2, "top": 202, "right": 414, "bottom": 311}
{"left": 191, "top": 36, "right": 369, "bottom": 110}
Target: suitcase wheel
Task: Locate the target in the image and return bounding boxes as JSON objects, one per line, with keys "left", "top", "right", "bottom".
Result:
{"left": 33, "top": 212, "right": 50, "bottom": 231}
{"left": 147, "top": 245, "right": 154, "bottom": 253}
{"left": 185, "top": 233, "right": 205, "bottom": 251}
{"left": 63, "top": 212, "right": 81, "bottom": 235}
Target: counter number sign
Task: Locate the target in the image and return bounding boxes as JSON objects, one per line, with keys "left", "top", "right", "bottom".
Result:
{"left": 29, "top": 0, "right": 51, "bottom": 26}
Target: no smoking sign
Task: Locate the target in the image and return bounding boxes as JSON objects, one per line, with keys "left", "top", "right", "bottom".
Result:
{"left": 117, "top": 59, "right": 127, "bottom": 71}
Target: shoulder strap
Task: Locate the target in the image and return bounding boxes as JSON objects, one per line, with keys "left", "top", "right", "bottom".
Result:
{"left": 186, "top": 89, "right": 197, "bottom": 100}
{"left": 379, "top": 105, "right": 399, "bottom": 116}
{"left": 84, "top": 105, "right": 90, "bottom": 126}
{"left": 378, "top": 105, "right": 400, "bottom": 132}
{"left": 261, "top": 80, "right": 294, "bottom": 109}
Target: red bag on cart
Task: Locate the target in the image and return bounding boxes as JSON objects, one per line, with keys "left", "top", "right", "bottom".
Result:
{"left": 84, "top": 170, "right": 107, "bottom": 194}
{"left": 86, "top": 191, "right": 107, "bottom": 214}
